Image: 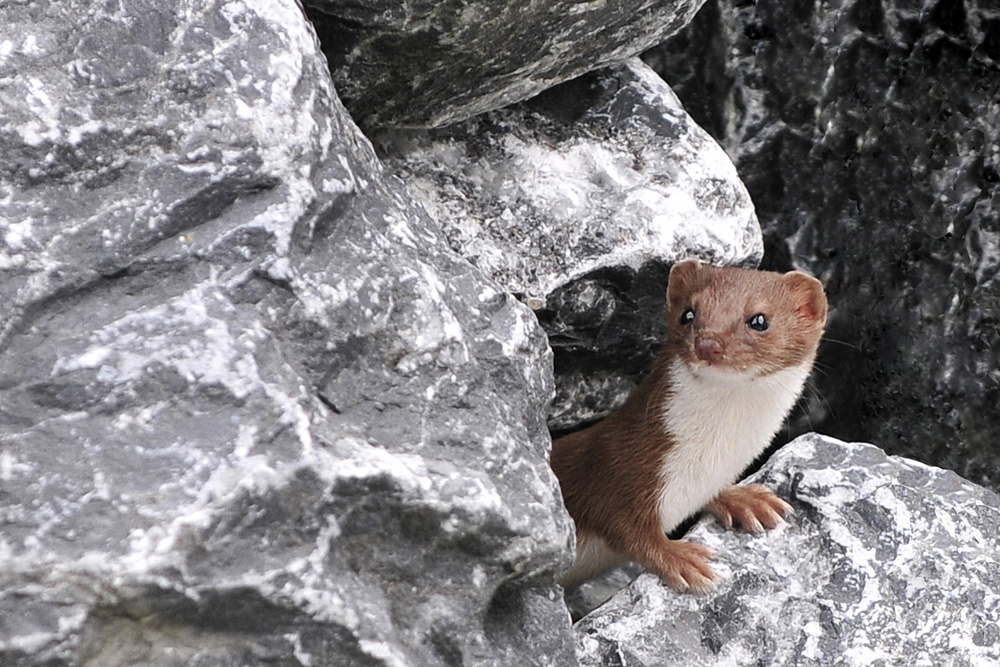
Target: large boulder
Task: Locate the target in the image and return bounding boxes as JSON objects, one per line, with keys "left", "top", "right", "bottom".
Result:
{"left": 645, "top": 0, "right": 1000, "bottom": 491}
{"left": 304, "top": 0, "right": 707, "bottom": 128}
{"left": 576, "top": 434, "right": 1000, "bottom": 665}
{"left": 377, "top": 58, "right": 761, "bottom": 429}
{"left": 0, "top": 1, "right": 575, "bottom": 664}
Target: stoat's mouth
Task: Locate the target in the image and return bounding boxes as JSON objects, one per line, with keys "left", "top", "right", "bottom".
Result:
{"left": 686, "top": 360, "right": 760, "bottom": 382}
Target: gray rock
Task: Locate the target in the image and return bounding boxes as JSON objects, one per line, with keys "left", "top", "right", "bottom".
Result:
{"left": 575, "top": 433, "right": 1000, "bottom": 666}
{"left": 378, "top": 59, "right": 761, "bottom": 430}
{"left": 304, "top": 0, "right": 707, "bottom": 129}
{"left": 645, "top": 0, "right": 1000, "bottom": 491}
{"left": 0, "top": 1, "right": 575, "bottom": 665}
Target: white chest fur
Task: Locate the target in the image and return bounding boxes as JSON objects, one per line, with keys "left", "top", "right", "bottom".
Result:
{"left": 657, "top": 358, "right": 812, "bottom": 533}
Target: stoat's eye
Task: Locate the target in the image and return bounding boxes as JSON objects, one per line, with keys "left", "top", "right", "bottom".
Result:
{"left": 680, "top": 307, "right": 695, "bottom": 325}
{"left": 748, "top": 313, "right": 769, "bottom": 332}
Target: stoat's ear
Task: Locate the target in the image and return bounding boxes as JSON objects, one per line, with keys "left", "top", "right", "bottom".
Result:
{"left": 667, "top": 259, "right": 702, "bottom": 303}
{"left": 783, "top": 270, "right": 828, "bottom": 326}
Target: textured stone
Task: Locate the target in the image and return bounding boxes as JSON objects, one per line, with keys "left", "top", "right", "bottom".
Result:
{"left": 0, "top": 1, "right": 575, "bottom": 665}
{"left": 304, "top": 0, "right": 706, "bottom": 129}
{"left": 378, "top": 59, "right": 761, "bottom": 429}
{"left": 645, "top": 0, "right": 1000, "bottom": 490}
{"left": 575, "top": 434, "right": 1000, "bottom": 666}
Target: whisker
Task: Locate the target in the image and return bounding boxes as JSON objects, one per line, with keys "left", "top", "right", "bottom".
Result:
{"left": 804, "top": 381, "right": 832, "bottom": 417}
{"left": 809, "top": 364, "right": 833, "bottom": 379}
{"left": 821, "top": 336, "right": 859, "bottom": 350}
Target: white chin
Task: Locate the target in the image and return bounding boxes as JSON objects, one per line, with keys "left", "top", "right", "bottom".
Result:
{"left": 689, "top": 363, "right": 757, "bottom": 383}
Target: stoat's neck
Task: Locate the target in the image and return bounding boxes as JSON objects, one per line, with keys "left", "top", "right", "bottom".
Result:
{"left": 656, "top": 357, "right": 812, "bottom": 532}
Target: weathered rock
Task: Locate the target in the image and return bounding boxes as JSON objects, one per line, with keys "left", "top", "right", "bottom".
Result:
{"left": 378, "top": 59, "right": 761, "bottom": 430}
{"left": 0, "top": 1, "right": 575, "bottom": 665}
{"left": 576, "top": 433, "right": 1000, "bottom": 666}
{"left": 303, "top": 0, "right": 706, "bottom": 129}
{"left": 645, "top": 0, "right": 1000, "bottom": 490}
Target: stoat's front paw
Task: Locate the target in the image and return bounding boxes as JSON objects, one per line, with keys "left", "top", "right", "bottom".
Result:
{"left": 648, "top": 539, "right": 718, "bottom": 594}
{"left": 706, "top": 484, "right": 793, "bottom": 533}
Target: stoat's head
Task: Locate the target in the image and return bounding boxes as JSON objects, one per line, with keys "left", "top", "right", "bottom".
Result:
{"left": 664, "top": 260, "right": 828, "bottom": 381}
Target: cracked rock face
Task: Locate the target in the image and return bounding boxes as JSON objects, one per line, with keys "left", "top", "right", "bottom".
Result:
{"left": 575, "top": 434, "right": 1000, "bottom": 666}
{"left": 378, "top": 59, "right": 761, "bottom": 430}
{"left": 303, "top": 0, "right": 706, "bottom": 129}
{"left": 0, "top": 1, "right": 575, "bottom": 665}
{"left": 646, "top": 0, "right": 1000, "bottom": 491}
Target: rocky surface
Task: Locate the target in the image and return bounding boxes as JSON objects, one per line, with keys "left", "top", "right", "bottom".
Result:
{"left": 0, "top": 1, "right": 576, "bottom": 665}
{"left": 303, "top": 0, "right": 706, "bottom": 129}
{"left": 646, "top": 0, "right": 1000, "bottom": 490}
{"left": 576, "top": 433, "right": 1000, "bottom": 666}
{"left": 377, "top": 59, "right": 761, "bottom": 430}
{"left": 5, "top": 0, "right": 998, "bottom": 663}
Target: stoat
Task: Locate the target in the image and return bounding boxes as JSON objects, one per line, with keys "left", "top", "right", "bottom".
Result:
{"left": 550, "top": 259, "right": 827, "bottom": 592}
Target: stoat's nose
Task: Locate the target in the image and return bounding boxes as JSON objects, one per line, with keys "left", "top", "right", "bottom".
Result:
{"left": 695, "top": 338, "right": 725, "bottom": 363}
